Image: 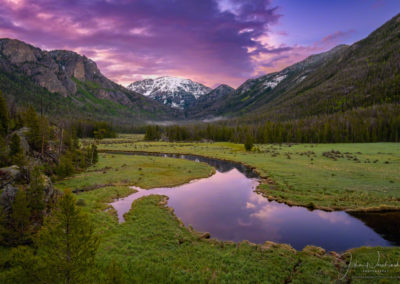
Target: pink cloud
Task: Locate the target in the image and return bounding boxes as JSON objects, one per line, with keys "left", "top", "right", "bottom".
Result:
{"left": 0, "top": 0, "right": 357, "bottom": 88}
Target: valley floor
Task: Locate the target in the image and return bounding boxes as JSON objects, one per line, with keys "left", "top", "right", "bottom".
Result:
{"left": 94, "top": 136, "right": 400, "bottom": 211}
{"left": 57, "top": 150, "right": 400, "bottom": 282}
{"left": 3, "top": 137, "right": 398, "bottom": 282}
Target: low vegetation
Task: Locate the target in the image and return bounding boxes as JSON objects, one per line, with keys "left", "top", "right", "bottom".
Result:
{"left": 96, "top": 137, "right": 400, "bottom": 211}
{"left": 2, "top": 135, "right": 399, "bottom": 282}
{"left": 56, "top": 153, "right": 214, "bottom": 192}
{"left": 35, "top": 154, "right": 353, "bottom": 282}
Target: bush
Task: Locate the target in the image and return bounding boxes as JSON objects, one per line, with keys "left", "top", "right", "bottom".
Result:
{"left": 76, "top": 199, "right": 86, "bottom": 206}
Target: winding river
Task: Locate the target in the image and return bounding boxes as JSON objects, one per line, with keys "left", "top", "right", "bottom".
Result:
{"left": 110, "top": 152, "right": 400, "bottom": 252}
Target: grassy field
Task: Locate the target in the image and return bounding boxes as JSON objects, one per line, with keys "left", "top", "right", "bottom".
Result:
{"left": 93, "top": 136, "right": 400, "bottom": 211}
{"left": 54, "top": 151, "right": 399, "bottom": 282}
{"left": 57, "top": 152, "right": 215, "bottom": 191}
{"left": 56, "top": 153, "right": 341, "bottom": 282}
{"left": 3, "top": 137, "right": 397, "bottom": 282}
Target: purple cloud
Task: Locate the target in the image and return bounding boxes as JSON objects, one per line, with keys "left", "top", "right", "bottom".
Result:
{"left": 0, "top": 0, "right": 283, "bottom": 87}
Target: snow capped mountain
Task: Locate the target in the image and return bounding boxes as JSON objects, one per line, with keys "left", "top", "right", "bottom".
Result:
{"left": 127, "top": 76, "right": 211, "bottom": 109}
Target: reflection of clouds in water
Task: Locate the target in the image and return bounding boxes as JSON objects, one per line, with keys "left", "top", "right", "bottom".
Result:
{"left": 250, "top": 205, "right": 278, "bottom": 221}
{"left": 110, "top": 158, "right": 392, "bottom": 250}
{"left": 237, "top": 218, "right": 253, "bottom": 227}
{"left": 246, "top": 202, "right": 256, "bottom": 209}
{"left": 246, "top": 194, "right": 285, "bottom": 225}
{"left": 316, "top": 211, "right": 352, "bottom": 225}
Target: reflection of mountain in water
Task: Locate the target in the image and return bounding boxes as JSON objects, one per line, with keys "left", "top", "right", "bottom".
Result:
{"left": 349, "top": 211, "right": 400, "bottom": 246}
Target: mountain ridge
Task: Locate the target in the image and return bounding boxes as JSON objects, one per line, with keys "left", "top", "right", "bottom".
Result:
{"left": 0, "top": 12, "right": 399, "bottom": 125}
{"left": 185, "top": 44, "right": 349, "bottom": 119}
{"left": 188, "top": 13, "right": 400, "bottom": 121}
{"left": 127, "top": 76, "right": 212, "bottom": 110}
{"left": 0, "top": 38, "right": 179, "bottom": 124}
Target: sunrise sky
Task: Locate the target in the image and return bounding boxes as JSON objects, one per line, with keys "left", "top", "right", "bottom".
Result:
{"left": 1, "top": 0, "right": 399, "bottom": 88}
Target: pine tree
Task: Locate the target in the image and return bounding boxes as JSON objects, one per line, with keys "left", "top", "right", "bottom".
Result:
{"left": 10, "top": 188, "right": 32, "bottom": 244}
{"left": 244, "top": 133, "right": 254, "bottom": 151}
{"left": 39, "top": 116, "right": 50, "bottom": 156}
{"left": 0, "top": 188, "right": 32, "bottom": 246}
{"left": 56, "top": 153, "right": 75, "bottom": 178}
{"left": 0, "top": 136, "right": 8, "bottom": 167}
{"left": 0, "top": 90, "right": 9, "bottom": 137}
{"left": 24, "top": 106, "right": 41, "bottom": 151}
{"left": 9, "top": 133, "right": 25, "bottom": 166}
{"left": 27, "top": 167, "right": 45, "bottom": 225}
{"left": 14, "top": 114, "right": 24, "bottom": 130}
{"left": 91, "top": 144, "right": 98, "bottom": 164}
{"left": 34, "top": 190, "right": 99, "bottom": 283}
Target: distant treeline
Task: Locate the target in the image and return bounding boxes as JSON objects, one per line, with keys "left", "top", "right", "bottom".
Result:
{"left": 71, "top": 120, "right": 117, "bottom": 139}
{"left": 145, "top": 104, "right": 400, "bottom": 143}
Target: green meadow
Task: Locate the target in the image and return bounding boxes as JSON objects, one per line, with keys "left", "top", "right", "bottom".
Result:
{"left": 51, "top": 151, "right": 400, "bottom": 283}
{"left": 93, "top": 137, "right": 400, "bottom": 211}
{"left": 3, "top": 137, "right": 396, "bottom": 282}
{"left": 56, "top": 152, "right": 215, "bottom": 191}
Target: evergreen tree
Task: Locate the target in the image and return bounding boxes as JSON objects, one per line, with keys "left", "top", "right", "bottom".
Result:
{"left": 27, "top": 167, "right": 45, "bottom": 225}
{"left": 144, "top": 125, "right": 161, "bottom": 141}
{"left": 91, "top": 144, "right": 98, "bottom": 164}
{"left": 0, "top": 136, "right": 8, "bottom": 167}
{"left": 24, "top": 106, "right": 41, "bottom": 151}
{"left": 93, "top": 128, "right": 106, "bottom": 140}
{"left": 0, "top": 90, "right": 8, "bottom": 137}
{"left": 0, "top": 188, "right": 32, "bottom": 246}
{"left": 244, "top": 133, "right": 254, "bottom": 151}
{"left": 14, "top": 114, "right": 24, "bottom": 130}
{"left": 10, "top": 188, "right": 32, "bottom": 244}
{"left": 56, "top": 153, "right": 75, "bottom": 178}
{"left": 9, "top": 133, "right": 25, "bottom": 166}
{"left": 34, "top": 190, "right": 99, "bottom": 283}
{"left": 39, "top": 116, "right": 50, "bottom": 156}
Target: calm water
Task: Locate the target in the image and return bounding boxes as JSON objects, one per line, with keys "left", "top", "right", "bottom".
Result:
{"left": 109, "top": 152, "right": 400, "bottom": 252}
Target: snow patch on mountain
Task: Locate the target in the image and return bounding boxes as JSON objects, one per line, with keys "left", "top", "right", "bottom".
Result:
{"left": 263, "top": 74, "right": 287, "bottom": 89}
{"left": 127, "top": 76, "right": 211, "bottom": 109}
{"left": 297, "top": 75, "right": 307, "bottom": 83}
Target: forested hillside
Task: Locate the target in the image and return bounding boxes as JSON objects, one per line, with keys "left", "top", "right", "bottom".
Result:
{"left": 191, "top": 13, "right": 400, "bottom": 122}
{"left": 0, "top": 39, "right": 179, "bottom": 125}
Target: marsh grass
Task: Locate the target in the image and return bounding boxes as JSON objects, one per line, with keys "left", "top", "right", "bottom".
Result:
{"left": 2, "top": 140, "right": 398, "bottom": 282}
{"left": 60, "top": 157, "right": 398, "bottom": 283}
{"left": 96, "top": 141, "right": 400, "bottom": 211}
{"left": 52, "top": 152, "right": 344, "bottom": 282}
{"left": 56, "top": 153, "right": 215, "bottom": 192}
{"left": 66, "top": 186, "right": 345, "bottom": 283}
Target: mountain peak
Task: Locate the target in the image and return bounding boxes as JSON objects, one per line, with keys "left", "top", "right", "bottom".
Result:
{"left": 0, "top": 38, "right": 177, "bottom": 122}
{"left": 127, "top": 76, "right": 211, "bottom": 109}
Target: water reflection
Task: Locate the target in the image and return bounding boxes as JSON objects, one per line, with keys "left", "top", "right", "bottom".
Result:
{"left": 349, "top": 211, "right": 400, "bottom": 245}
{"left": 109, "top": 151, "right": 258, "bottom": 178}
{"left": 109, "top": 152, "right": 399, "bottom": 252}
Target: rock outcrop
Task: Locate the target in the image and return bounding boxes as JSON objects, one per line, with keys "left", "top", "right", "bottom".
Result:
{"left": 0, "top": 165, "right": 56, "bottom": 215}
{"left": 0, "top": 38, "right": 179, "bottom": 122}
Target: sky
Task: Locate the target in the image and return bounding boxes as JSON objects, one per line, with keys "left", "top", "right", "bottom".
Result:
{"left": 0, "top": 0, "right": 399, "bottom": 88}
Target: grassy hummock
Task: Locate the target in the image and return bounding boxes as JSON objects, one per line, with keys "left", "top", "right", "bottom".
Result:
{"left": 56, "top": 152, "right": 215, "bottom": 192}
